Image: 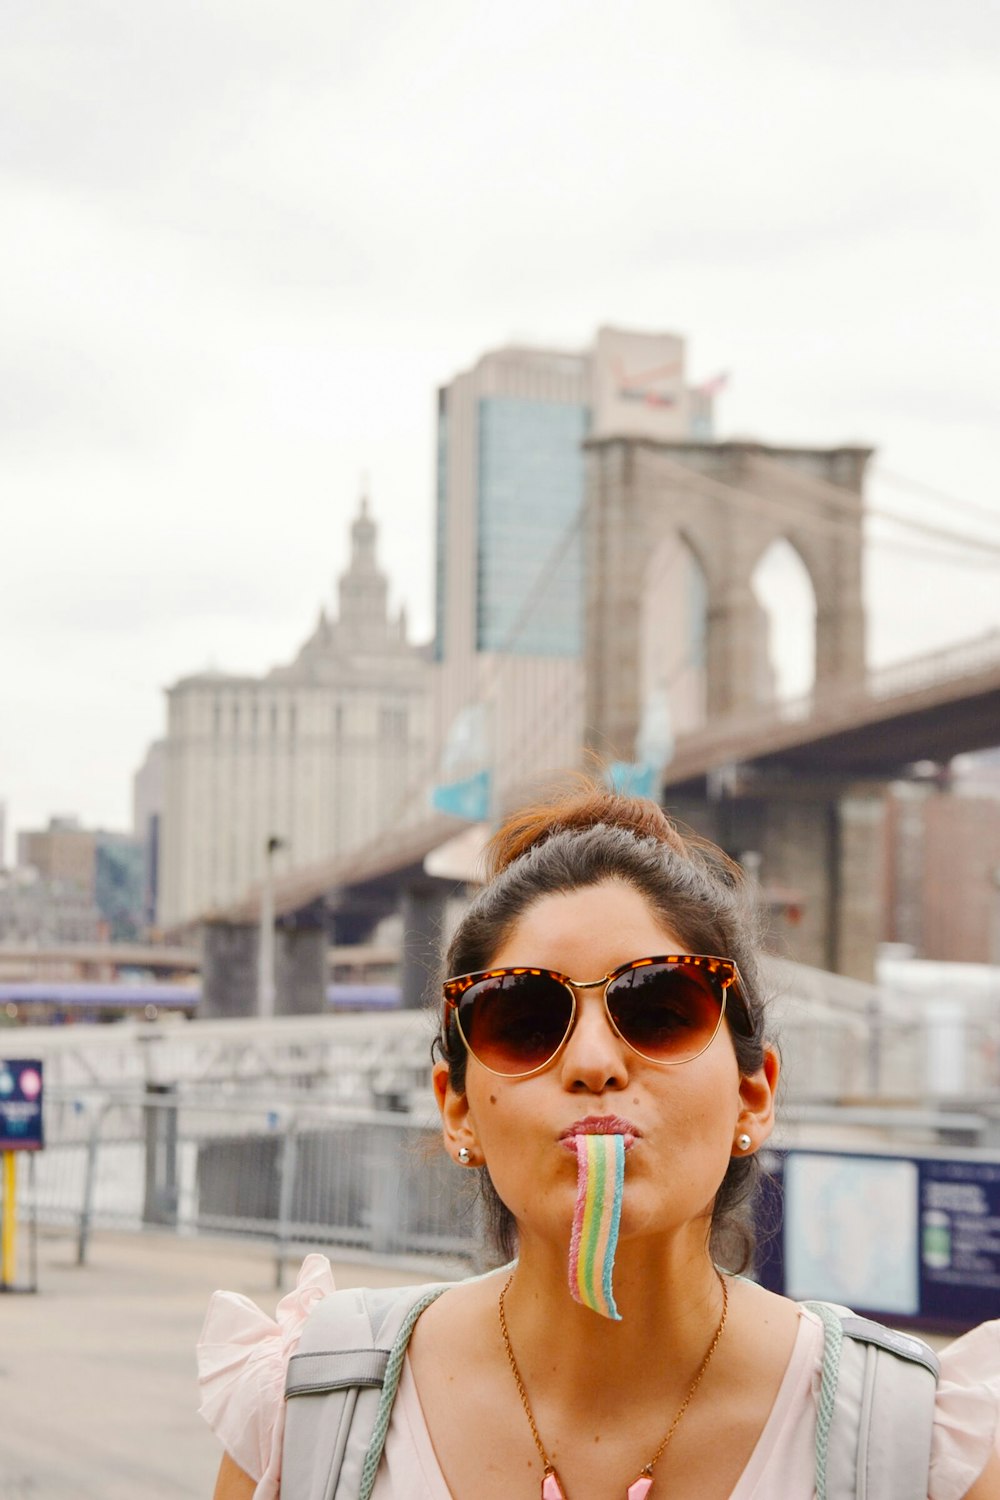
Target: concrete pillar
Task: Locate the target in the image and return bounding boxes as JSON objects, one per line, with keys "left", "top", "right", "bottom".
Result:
{"left": 400, "top": 880, "right": 450, "bottom": 1010}
{"left": 706, "top": 585, "right": 771, "bottom": 718}
{"left": 142, "top": 1084, "right": 178, "bottom": 1226}
{"left": 583, "top": 442, "right": 645, "bottom": 759}
{"left": 274, "top": 924, "right": 327, "bottom": 1016}
{"left": 200, "top": 922, "right": 258, "bottom": 1019}
{"left": 674, "top": 786, "right": 884, "bottom": 981}
{"left": 815, "top": 596, "right": 865, "bottom": 689}
{"left": 200, "top": 919, "right": 326, "bottom": 1018}
{"left": 750, "top": 797, "right": 837, "bottom": 971}
{"left": 814, "top": 541, "right": 865, "bottom": 691}
{"left": 833, "top": 791, "right": 886, "bottom": 981}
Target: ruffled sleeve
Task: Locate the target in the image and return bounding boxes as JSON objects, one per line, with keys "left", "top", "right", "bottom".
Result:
{"left": 196, "top": 1253, "right": 337, "bottom": 1499}
{"left": 930, "top": 1320, "right": 1000, "bottom": 1500}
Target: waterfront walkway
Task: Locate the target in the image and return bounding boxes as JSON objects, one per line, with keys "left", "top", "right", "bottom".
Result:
{"left": 0, "top": 1229, "right": 443, "bottom": 1500}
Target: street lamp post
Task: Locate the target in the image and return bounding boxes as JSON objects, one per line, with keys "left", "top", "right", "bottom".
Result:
{"left": 258, "top": 836, "right": 285, "bottom": 1020}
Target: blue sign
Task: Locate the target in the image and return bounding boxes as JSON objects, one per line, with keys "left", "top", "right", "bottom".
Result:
{"left": 606, "top": 762, "right": 658, "bottom": 799}
{"left": 431, "top": 769, "right": 492, "bottom": 822}
{"left": 755, "top": 1146, "right": 1000, "bottom": 1330}
{"left": 0, "top": 1059, "right": 44, "bottom": 1151}
{"left": 919, "top": 1155, "right": 1000, "bottom": 1325}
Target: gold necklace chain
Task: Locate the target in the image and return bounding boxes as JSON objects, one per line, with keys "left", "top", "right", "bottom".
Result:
{"left": 497, "top": 1270, "right": 729, "bottom": 1499}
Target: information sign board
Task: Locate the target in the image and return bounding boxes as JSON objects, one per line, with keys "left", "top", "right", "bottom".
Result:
{"left": 0, "top": 1059, "right": 44, "bottom": 1150}
{"left": 755, "top": 1145, "right": 1000, "bottom": 1329}
{"left": 919, "top": 1155, "right": 1000, "bottom": 1324}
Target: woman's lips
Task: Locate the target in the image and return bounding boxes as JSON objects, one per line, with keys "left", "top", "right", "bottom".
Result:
{"left": 560, "top": 1115, "right": 640, "bottom": 1149}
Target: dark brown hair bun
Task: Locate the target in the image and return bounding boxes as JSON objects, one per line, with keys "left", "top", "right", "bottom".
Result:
{"left": 485, "top": 778, "right": 689, "bottom": 879}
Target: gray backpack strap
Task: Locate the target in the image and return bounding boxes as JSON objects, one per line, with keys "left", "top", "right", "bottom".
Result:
{"left": 806, "top": 1301, "right": 940, "bottom": 1500}
{"left": 283, "top": 1280, "right": 448, "bottom": 1500}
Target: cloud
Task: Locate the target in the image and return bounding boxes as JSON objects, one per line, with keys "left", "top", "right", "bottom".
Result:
{"left": 2, "top": 0, "right": 999, "bottom": 834}
{"left": 731, "top": 0, "right": 1000, "bottom": 75}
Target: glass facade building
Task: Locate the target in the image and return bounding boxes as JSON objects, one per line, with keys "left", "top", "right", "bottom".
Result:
{"left": 475, "top": 396, "right": 588, "bottom": 656}
{"left": 431, "top": 332, "right": 715, "bottom": 813}
{"left": 434, "top": 333, "right": 709, "bottom": 674}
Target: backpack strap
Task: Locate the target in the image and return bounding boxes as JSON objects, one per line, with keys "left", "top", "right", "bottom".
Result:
{"left": 805, "top": 1301, "right": 940, "bottom": 1500}
{"left": 357, "top": 1287, "right": 449, "bottom": 1500}
{"left": 283, "top": 1281, "right": 448, "bottom": 1500}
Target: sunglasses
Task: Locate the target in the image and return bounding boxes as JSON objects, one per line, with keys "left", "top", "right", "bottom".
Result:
{"left": 442, "top": 954, "right": 750, "bottom": 1078}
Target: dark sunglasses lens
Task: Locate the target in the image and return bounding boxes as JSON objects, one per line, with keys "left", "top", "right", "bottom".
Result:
{"left": 457, "top": 973, "right": 572, "bottom": 1075}
{"left": 606, "top": 962, "right": 723, "bottom": 1062}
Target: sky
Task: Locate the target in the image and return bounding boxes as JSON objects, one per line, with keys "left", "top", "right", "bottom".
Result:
{"left": 3, "top": 0, "right": 1000, "bottom": 856}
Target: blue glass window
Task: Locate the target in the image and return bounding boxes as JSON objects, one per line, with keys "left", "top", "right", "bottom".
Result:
{"left": 476, "top": 397, "right": 587, "bottom": 656}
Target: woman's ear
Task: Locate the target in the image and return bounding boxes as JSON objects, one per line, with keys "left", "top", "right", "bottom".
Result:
{"left": 433, "top": 1060, "right": 481, "bottom": 1167}
{"left": 733, "top": 1045, "right": 779, "bottom": 1156}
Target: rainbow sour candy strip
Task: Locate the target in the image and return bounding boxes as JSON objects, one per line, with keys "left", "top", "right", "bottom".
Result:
{"left": 568, "top": 1133, "right": 625, "bottom": 1320}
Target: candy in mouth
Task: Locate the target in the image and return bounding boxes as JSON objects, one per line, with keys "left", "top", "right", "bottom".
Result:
{"left": 567, "top": 1132, "right": 626, "bottom": 1320}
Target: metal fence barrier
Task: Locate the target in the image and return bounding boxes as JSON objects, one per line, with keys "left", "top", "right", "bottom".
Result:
{"left": 21, "top": 1082, "right": 1000, "bottom": 1292}
{"left": 22, "top": 1090, "right": 483, "bottom": 1285}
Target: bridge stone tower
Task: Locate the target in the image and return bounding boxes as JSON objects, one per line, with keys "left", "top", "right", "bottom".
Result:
{"left": 583, "top": 438, "right": 870, "bottom": 756}
{"left": 584, "top": 437, "right": 878, "bottom": 980}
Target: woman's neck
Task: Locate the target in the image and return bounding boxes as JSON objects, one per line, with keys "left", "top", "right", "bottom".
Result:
{"left": 500, "top": 1233, "right": 727, "bottom": 1405}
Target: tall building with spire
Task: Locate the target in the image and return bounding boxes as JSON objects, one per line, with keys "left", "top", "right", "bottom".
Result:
{"left": 158, "top": 497, "right": 431, "bottom": 926}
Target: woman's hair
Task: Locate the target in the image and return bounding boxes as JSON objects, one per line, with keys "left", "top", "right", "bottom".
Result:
{"left": 433, "top": 779, "right": 772, "bottom": 1273}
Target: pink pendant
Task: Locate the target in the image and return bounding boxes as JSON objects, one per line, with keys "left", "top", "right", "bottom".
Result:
{"left": 539, "top": 1462, "right": 652, "bottom": 1499}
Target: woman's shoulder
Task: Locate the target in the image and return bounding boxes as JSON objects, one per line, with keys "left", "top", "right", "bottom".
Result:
{"left": 408, "top": 1262, "right": 506, "bottom": 1327}
{"left": 740, "top": 1298, "right": 999, "bottom": 1500}
{"left": 933, "top": 1321, "right": 1000, "bottom": 1500}
{"left": 196, "top": 1256, "right": 477, "bottom": 1497}
{"left": 795, "top": 1306, "right": 1000, "bottom": 1500}
{"left": 196, "top": 1253, "right": 338, "bottom": 1498}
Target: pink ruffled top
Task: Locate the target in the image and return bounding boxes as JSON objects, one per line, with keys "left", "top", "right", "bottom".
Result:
{"left": 197, "top": 1255, "right": 1000, "bottom": 1500}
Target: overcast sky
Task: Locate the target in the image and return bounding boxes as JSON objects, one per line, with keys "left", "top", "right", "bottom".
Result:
{"left": 3, "top": 0, "right": 1000, "bottom": 853}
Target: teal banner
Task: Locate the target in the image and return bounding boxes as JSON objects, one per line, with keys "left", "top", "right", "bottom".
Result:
{"left": 431, "top": 769, "right": 492, "bottom": 822}
{"left": 606, "top": 762, "right": 658, "bottom": 799}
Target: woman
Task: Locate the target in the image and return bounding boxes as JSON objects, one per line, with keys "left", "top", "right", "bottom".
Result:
{"left": 200, "top": 784, "right": 1000, "bottom": 1499}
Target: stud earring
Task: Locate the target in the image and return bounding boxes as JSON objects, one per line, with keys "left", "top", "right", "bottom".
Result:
{"left": 736, "top": 1133, "right": 752, "bottom": 1152}
{"left": 457, "top": 1147, "right": 472, "bottom": 1165}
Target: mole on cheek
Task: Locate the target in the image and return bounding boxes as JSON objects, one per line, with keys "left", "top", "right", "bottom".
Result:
{"left": 490, "top": 1094, "right": 497, "bottom": 1105}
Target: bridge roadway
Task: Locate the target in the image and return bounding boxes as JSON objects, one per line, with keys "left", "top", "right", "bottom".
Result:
{"left": 0, "top": 941, "right": 201, "bottom": 977}
{"left": 190, "top": 628, "right": 1000, "bottom": 935}
{"left": 202, "top": 807, "right": 465, "bottom": 927}
{"left": 0, "top": 942, "right": 399, "bottom": 983}
{"left": 662, "top": 628, "right": 1000, "bottom": 795}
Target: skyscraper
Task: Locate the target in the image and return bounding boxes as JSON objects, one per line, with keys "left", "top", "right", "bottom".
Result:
{"left": 432, "top": 327, "right": 716, "bottom": 810}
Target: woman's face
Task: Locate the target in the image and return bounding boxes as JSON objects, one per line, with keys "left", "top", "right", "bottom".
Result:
{"left": 436, "top": 878, "right": 776, "bottom": 1257}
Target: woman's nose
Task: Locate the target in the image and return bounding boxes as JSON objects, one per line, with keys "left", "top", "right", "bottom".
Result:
{"left": 558, "top": 990, "right": 630, "bottom": 1092}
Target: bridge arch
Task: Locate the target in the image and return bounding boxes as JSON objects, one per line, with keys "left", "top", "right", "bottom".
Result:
{"left": 751, "top": 535, "right": 817, "bottom": 703}
{"left": 583, "top": 438, "right": 870, "bottom": 758}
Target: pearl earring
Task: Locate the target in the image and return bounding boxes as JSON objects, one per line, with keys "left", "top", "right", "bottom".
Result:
{"left": 457, "top": 1147, "right": 472, "bottom": 1165}
{"left": 736, "top": 1133, "right": 752, "bottom": 1152}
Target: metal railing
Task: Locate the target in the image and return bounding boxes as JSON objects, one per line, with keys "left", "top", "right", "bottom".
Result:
{"left": 6, "top": 1009, "right": 435, "bottom": 1096}
{"left": 25, "top": 1089, "right": 482, "bottom": 1285}
{"left": 23, "top": 1071, "right": 1000, "bottom": 1285}
{"left": 671, "top": 627, "right": 1000, "bottom": 760}
{"left": 11, "top": 965, "right": 1000, "bottom": 1284}
{"left": 14, "top": 955, "right": 1000, "bottom": 1104}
